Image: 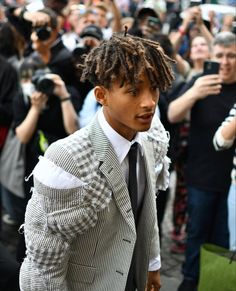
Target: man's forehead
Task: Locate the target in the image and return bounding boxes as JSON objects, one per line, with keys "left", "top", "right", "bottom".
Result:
{"left": 118, "top": 74, "right": 152, "bottom": 88}
{"left": 213, "top": 44, "right": 236, "bottom": 53}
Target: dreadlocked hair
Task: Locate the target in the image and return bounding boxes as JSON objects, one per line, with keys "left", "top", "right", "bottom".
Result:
{"left": 79, "top": 32, "right": 175, "bottom": 92}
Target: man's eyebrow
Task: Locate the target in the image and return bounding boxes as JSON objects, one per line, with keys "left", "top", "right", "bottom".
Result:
{"left": 138, "top": 80, "right": 144, "bottom": 84}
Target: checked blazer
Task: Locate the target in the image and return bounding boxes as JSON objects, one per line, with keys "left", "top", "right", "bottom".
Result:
{"left": 19, "top": 114, "right": 170, "bottom": 291}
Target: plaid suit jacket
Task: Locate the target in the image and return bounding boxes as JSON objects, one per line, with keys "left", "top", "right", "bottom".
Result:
{"left": 19, "top": 114, "right": 170, "bottom": 291}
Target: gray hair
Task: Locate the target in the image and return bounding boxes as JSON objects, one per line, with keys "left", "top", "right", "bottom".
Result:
{"left": 213, "top": 31, "right": 236, "bottom": 47}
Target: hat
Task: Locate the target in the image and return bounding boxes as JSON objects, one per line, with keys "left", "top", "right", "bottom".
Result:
{"left": 136, "top": 5, "right": 160, "bottom": 20}
{"left": 80, "top": 25, "right": 103, "bottom": 41}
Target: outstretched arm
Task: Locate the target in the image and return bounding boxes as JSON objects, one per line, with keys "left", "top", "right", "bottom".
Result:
{"left": 168, "top": 74, "right": 222, "bottom": 123}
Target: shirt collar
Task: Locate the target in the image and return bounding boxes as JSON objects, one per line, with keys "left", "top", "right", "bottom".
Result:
{"left": 98, "top": 108, "right": 143, "bottom": 164}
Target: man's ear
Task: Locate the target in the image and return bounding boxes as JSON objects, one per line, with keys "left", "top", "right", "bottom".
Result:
{"left": 94, "top": 86, "right": 108, "bottom": 106}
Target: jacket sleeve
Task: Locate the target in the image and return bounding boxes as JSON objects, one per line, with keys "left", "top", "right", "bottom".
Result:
{"left": 20, "top": 142, "right": 100, "bottom": 291}
{"left": 213, "top": 103, "right": 236, "bottom": 151}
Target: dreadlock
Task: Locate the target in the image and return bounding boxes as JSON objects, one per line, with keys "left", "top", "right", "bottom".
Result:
{"left": 79, "top": 32, "right": 175, "bottom": 92}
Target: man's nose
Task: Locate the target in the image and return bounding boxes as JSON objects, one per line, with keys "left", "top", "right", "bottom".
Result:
{"left": 221, "top": 55, "right": 229, "bottom": 65}
{"left": 31, "top": 31, "right": 38, "bottom": 42}
{"left": 140, "top": 91, "right": 157, "bottom": 108}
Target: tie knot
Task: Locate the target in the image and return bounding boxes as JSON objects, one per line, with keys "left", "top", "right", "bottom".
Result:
{"left": 128, "top": 142, "right": 138, "bottom": 162}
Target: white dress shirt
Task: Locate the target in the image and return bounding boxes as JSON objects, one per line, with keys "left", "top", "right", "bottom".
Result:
{"left": 98, "top": 108, "right": 161, "bottom": 271}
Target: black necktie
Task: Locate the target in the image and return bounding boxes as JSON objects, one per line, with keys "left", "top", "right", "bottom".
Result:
{"left": 128, "top": 142, "right": 138, "bottom": 223}
{"left": 125, "top": 143, "right": 139, "bottom": 291}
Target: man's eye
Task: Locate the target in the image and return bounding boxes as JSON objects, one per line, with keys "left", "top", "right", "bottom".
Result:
{"left": 228, "top": 54, "right": 236, "bottom": 59}
{"left": 151, "top": 87, "right": 158, "bottom": 93}
{"left": 127, "top": 89, "right": 137, "bottom": 95}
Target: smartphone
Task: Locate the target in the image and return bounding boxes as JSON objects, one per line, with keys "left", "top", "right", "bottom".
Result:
{"left": 203, "top": 60, "right": 220, "bottom": 75}
{"left": 189, "top": 0, "right": 202, "bottom": 7}
{"left": 147, "top": 16, "right": 162, "bottom": 29}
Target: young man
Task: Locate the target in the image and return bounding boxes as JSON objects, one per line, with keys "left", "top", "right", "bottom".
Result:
{"left": 19, "top": 32, "right": 175, "bottom": 291}
{"left": 168, "top": 31, "right": 236, "bottom": 291}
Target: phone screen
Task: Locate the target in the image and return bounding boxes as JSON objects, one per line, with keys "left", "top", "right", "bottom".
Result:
{"left": 203, "top": 61, "right": 220, "bottom": 75}
{"left": 147, "top": 16, "right": 161, "bottom": 28}
{"left": 189, "top": 0, "right": 202, "bottom": 7}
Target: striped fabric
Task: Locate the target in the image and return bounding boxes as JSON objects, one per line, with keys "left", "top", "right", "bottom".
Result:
{"left": 213, "top": 103, "right": 236, "bottom": 184}
{"left": 19, "top": 115, "right": 170, "bottom": 291}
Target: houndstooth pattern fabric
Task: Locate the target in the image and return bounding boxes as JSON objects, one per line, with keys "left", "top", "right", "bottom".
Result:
{"left": 20, "top": 114, "right": 170, "bottom": 291}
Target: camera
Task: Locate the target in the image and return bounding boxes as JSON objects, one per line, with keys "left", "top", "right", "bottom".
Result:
{"left": 73, "top": 25, "right": 103, "bottom": 62}
{"left": 72, "top": 43, "right": 91, "bottom": 60}
{"left": 32, "top": 69, "right": 55, "bottom": 95}
{"left": 34, "top": 25, "right": 52, "bottom": 41}
{"left": 147, "top": 16, "right": 162, "bottom": 29}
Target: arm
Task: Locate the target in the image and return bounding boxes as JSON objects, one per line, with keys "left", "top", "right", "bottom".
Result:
{"left": 16, "top": 75, "right": 79, "bottom": 143}
{"left": 79, "top": 89, "right": 100, "bottom": 128}
{"left": 21, "top": 145, "right": 93, "bottom": 290}
{"left": 213, "top": 105, "right": 236, "bottom": 150}
{"left": 169, "top": 9, "right": 193, "bottom": 52}
{"left": 104, "top": 0, "right": 122, "bottom": 32}
{"left": 44, "top": 74, "right": 79, "bottom": 134}
{"left": 146, "top": 223, "right": 161, "bottom": 291}
{"left": 174, "top": 53, "right": 190, "bottom": 78}
{"left": 145, "top": 118, "right": 170, "bottom": 291}
{"left": 170, "top": 7, "right": 213, "bottom": 52}
{"left": 168, "top": 74, "right": 222, "bottom": 123}
{"left": 13, "top": 7, "right": 50, "bottom": 27}
{"left": 194, "top": 6, "right": 213, "bottom": 44}
{"left": 15, "top": 91, "right": 48, "bottom": 144}
{"left": 6, "top": 6, "right": 49, "bottom": 41}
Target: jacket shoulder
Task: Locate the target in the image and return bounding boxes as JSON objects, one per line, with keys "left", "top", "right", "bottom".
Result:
{"left": 44, "top": 127, "right": 93, "bottom": 177}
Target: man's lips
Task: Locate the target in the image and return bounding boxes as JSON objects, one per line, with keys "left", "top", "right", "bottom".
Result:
{"left": 136, "top": 112, "right": 154, "bottom": 118}
{"left": 136, "top": 112, "right": 154, "bottom": 123}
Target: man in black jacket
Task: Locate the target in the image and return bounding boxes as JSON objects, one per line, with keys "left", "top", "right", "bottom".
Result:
{"left": 0, "top": 56, "right": 18, "bottom": 153}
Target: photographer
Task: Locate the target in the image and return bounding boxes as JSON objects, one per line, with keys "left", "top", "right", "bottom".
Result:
{"left": 73, "top": 24, "right": 103, "bottom": 62}
{"left": 13, "top": 63, "right": 79, "bottom": 262}
{"left": 72, "top": 24, "right": 104, "bottom": 108}
{"left": 6, "top": 6, "right": 83, "bottom": 108}
{"left": 128, "top": 6, "right": 162, "bottom": 38}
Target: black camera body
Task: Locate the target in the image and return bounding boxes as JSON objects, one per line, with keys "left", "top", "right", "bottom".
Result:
{"left": 32, "top": 69, "right": 55, "bottom": 95}
{"left": 72, "top": 44, "right": 91, "bottom": 64}
{"left": 34, "top": 25, "right": 52, "bottom": 41}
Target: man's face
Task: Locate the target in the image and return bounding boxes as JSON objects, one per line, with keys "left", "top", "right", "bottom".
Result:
{"left": 75, "top": 13, "right": 98, "bottom": 35}
{"left": 31, "top": 25, "right": 57, "bottom": 53}
{"left": 213, "top": 44, "right": 236, "bottom": 84}
{"left": 97, "top": 73, "right": 159, "bottom": 141}
{"left": 93, "top": 7, "right": 107, "bottom": 28}
{"left": 190, "top": 36, "right": 210, "bottom": 61}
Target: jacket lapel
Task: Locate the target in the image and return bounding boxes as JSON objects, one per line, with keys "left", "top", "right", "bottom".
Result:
{"left": 141, "top": 138, "right": 156, "bottom": 197}
{"left": 89, "top": 117, "right": 136, "bottom": 234}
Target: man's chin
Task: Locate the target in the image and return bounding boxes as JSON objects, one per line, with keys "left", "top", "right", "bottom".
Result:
{"left": 137, "top": 124, "right": 152, "bottom": 132}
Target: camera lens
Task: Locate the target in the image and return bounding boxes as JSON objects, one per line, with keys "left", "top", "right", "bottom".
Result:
{"left": 37, "top": 77, "right": 55, "bottom": 95}
{"left": 35, "top": 26, "right": 52, "bottom": 41}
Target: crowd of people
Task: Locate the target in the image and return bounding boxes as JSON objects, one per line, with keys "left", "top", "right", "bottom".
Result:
{"left": 0, "top": 0, "right": 235, "bottom": 290}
